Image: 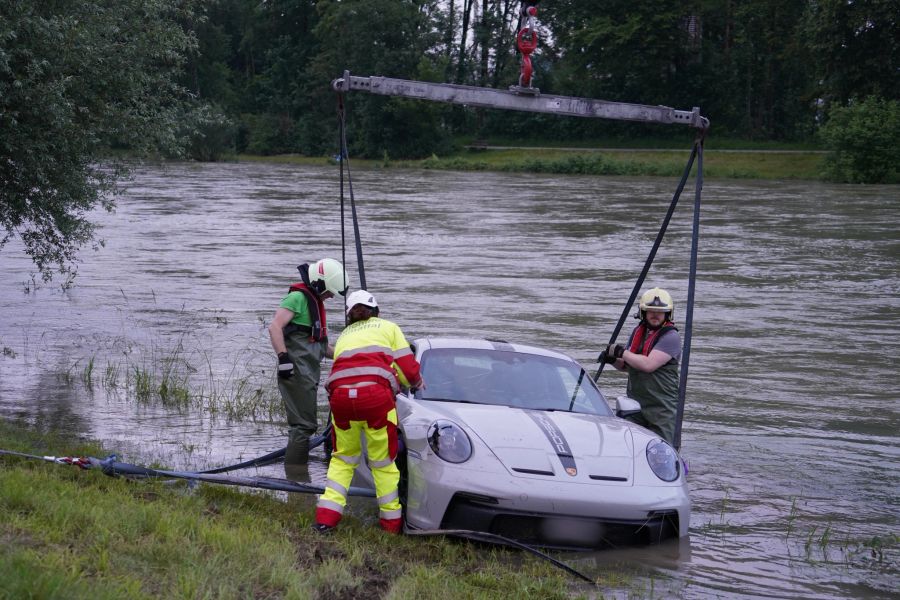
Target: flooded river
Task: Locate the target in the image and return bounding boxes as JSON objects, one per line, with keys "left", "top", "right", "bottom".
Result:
{"left": 0, "top": 162, "right": 897, "bottom": 598}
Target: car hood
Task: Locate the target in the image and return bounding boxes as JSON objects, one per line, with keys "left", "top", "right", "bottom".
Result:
{"left": 422, "top": 402, "right": 637, "bottom": 484}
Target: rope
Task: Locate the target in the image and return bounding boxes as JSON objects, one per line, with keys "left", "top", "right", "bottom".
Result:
{"left": 404, "top": 528, "right": 596, "bottom": 584}
{"left": 594, "top": 142, "right": 699, "bottom": 381}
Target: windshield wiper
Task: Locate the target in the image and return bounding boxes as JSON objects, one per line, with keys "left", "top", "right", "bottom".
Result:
{"left": 420, "top": 397, "right": 481, "bottom": 404}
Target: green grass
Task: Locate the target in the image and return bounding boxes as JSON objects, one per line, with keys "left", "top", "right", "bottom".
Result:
{"left": 237, "top": 143, "right": 826, "bottom": 181}
{"left": 455, "top": 134, "right": 824, "bottom": 152}
{"left": 0, "top": 421, "right": 589, "bottom": 599}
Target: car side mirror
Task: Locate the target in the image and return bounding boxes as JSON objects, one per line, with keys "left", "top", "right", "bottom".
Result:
{"left": 615, "top": 395, "right": 642, "bottom": 418}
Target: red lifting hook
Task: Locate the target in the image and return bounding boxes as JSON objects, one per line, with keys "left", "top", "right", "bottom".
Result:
{"left": 516, "top": 8, "right": 539, "bottom": 88}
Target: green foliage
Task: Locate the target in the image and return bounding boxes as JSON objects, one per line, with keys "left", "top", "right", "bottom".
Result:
{"left": 0, "top": 0, "right": 201, "bottom": 282}
{"left": 804, "top": 0, "right": 900, "bottom": 108}
{"left": 185, "top": 0, "right": 893, "bottom": 167}
{"left": 184, "top": 103, "right": 237, "bottom": 161}
{"left": 819, "top": 96, "right": 900, "bottom": 184}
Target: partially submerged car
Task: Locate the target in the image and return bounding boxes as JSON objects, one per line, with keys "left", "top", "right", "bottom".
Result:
{"left": 393, "top": 337, "right": 690, "bottom": 550}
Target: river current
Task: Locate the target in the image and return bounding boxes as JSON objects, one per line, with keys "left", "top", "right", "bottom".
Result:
{"left": 0, "top": 162, "right": 897, "bottom": 598}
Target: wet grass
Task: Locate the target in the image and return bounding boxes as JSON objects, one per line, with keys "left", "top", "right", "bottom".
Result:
{"left": 0, "top": 421, "right": 589, "bottom": 599}
{"left": 52, "top": 336, "right": 283, "bottom": 422}
{"left": 81, "top": 356, "right": 95, "bottom": 389}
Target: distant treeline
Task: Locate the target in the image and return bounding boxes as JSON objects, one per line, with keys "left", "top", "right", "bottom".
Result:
{"left": 2, "top": 0, "right": 896, "bottom": 282}
{"left": 184, "top": 0, "right": 898, "bottom": 159}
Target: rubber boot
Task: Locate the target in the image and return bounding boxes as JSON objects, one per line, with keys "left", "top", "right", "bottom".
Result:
{"left": 283, "top": 462, "right": 310, "bottom": 483}
{"left": 285, "top": 432, "right": 310, "bottom": 465}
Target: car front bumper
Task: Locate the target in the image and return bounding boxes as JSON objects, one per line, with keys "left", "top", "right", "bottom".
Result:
{"left": 403, "top": 455, "right": 690, "bottom": 548}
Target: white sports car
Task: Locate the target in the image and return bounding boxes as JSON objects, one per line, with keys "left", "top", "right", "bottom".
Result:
{"left": 392, "top": 337, "right": 690, "bottom": 549}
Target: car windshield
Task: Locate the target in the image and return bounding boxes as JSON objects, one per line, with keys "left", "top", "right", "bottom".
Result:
{"left": 415, "top": 347, "right": 613, "bottom": 416}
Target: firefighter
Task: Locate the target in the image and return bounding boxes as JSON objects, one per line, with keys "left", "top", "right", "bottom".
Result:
{"left": 314, "top": 290, "right": 423, "bottom": 534}
{"left": 604, "top": 287, "right": 682, "bottom": 446}
{"left": 268, "top": 258, "right": 348, "bottom": 466}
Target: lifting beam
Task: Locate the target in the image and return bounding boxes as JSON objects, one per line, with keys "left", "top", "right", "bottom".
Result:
{"left": 332, "top": 71, "right": 710, "bottom": 130}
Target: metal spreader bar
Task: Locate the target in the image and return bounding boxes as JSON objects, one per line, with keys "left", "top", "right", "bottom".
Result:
{"left": 332, "top": 71, "right": 709, "bottom": 130}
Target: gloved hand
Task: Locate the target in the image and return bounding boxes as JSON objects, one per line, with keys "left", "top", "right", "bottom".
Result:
{"left": 277, "top": 352, "right": 294, "bottom": 379}
{"left": 602, "top": 344, "right": 625, "bottom": 364}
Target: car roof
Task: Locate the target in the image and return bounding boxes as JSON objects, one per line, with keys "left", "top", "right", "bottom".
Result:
{"left": 413, "top": 337, "right": 575, "bottom": 363}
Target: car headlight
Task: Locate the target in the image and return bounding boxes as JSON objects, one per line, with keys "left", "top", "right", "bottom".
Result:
{"left": 426, "top": 420, "right": 472, "bottom": 463}
{"left": 646, "top": 439, "right": 680, "bottom": 482}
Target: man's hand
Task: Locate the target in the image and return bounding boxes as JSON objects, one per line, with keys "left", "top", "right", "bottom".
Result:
{"left": 277, "top": 352, "right": 294, "bottom": 379}
{"left": 602, "top": 344, "right": 625, "bottom": 363}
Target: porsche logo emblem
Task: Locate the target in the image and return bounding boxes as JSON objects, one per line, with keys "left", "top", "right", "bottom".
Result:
{"left": 565, "top": 467, "right": 577, "bottom": 476}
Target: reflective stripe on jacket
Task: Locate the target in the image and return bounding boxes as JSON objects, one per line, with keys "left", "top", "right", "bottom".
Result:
{"left": 326, "top": 317, "right": 421, "bottom": 393}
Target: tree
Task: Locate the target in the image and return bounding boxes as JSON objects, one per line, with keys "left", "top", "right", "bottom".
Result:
{"left": 805, "top": 0, "right": 900, "bottom": 110}
{"left": 308, "top": 0, "right": 450, "bottom": 158}
{"left": 0, "top": 0, "right": 200, "bottom": 282}
{"left": 819, "top": 96, "right": 900, "bottom": 183}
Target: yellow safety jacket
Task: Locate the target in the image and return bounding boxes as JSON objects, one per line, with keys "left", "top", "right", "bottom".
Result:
{"left": 326, "top": 317, "right": 421, "bottom": 393}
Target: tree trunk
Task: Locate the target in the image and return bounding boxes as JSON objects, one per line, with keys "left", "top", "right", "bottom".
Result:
{"left": 480, "top": 0, "right": 490, "bottom": 85}
{"left": 456, "top": 0, "right": 474, "bottom": 83}
{"left": 492, "top": 0, "right": 517, "bottom": 88}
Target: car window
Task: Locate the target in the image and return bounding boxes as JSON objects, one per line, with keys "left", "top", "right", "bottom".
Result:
{"left": 416, "top": 347, "right": 612, "bottom": 416}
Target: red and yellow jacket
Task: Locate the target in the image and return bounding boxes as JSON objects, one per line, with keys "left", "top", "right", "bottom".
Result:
{"left": 326, "top": 317, "right": 421, "bottom": 393}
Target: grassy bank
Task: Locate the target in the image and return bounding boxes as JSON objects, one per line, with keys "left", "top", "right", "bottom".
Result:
{"left": 0, "top": 421, "right": 591, "bottom": 599}
{"left": 238, "top": 141, "right": 826, "bottom": 181}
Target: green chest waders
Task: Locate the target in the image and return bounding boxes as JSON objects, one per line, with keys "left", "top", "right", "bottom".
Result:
{"left": 279, "top": 328, "right": 327, "bottom": 464}
{"left": 626, "top": 360, "right": 680, "bottom": 446}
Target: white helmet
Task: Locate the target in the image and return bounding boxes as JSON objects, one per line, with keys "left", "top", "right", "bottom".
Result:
{"left": 639, "top": 287, "right": 674, "bottom": 321}
{"left": 345, "top": 289, "right": 378, "bottom": 314}
{"left": 309, "top": 258, "right": 348, "bottom": 297}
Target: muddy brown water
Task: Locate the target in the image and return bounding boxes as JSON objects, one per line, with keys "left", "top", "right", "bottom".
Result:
{"left": 1, "top": 162, "right": 897, "bottom": 598}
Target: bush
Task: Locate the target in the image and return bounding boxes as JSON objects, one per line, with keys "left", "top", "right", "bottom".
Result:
{"left": 819, "top": 96, "right": 900, "bottom": 184}
{"left": 184, "top": 104, "right": 236, "bottom": 162}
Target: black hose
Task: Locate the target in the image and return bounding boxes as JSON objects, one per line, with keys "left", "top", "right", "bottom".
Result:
{"left": 199, "top": 429, "right": 330, "bottom": 475}
{"left": 199, "top": 447, "right": 286, "bottom": 474}
{"left": 404, "top": 528, "right": 595, "bottom": 584}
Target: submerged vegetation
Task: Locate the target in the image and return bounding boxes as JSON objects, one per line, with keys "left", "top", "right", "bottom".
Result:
{"left": 70, "top": 344, "right": 281, "bottom": 422}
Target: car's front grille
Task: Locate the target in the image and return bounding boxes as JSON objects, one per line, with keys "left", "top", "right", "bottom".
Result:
{"left": 441, "top": 494, "right": 679, "bottom": 549}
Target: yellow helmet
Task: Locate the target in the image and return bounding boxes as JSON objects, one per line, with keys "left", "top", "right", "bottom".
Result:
{"left": 309, "top": 258, "right": 348, "bottom": 296}
{"left": 639, "top": 287, "right": 674, "bottom": 321}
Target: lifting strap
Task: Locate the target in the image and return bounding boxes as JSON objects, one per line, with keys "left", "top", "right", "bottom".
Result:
{"left": 594, "top": 135, "right": 705, "bottom": 451}
{"left": 337, "top": 93, "right": 367, "bottom": 295}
